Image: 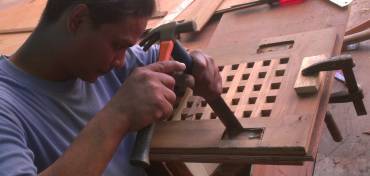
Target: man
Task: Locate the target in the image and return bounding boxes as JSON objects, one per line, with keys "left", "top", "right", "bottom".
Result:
{"left": 0, "top": 0, "right": 221, "bottom": 175}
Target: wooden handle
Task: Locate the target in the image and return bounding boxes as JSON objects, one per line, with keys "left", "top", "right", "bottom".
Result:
{"left": 343, "top": 29, "right": 370, "bottom": 46}
{"left": 130, "top": 124, "right": 156, "bottom": 168}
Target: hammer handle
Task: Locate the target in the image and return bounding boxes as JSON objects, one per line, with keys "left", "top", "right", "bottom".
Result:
{"left": 172, "top": 40, "right": 193, "bottom": 74}
{"left": 130, "top": 41, "right": 175, "bottom": 168}
{"left": 130, "top": 124, "right": 155, "bottom": 168}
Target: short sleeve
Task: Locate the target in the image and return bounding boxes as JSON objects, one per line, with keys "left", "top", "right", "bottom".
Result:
{"left": 0, "top": 107, "right": 37, "bottom": 176}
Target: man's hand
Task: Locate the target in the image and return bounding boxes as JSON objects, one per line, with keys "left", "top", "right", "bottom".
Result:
{"left": 106, "top": 61, "right": 186, "bottom": 132}
{"left": 190, "top": 50, "right": 222, "bottom": 101}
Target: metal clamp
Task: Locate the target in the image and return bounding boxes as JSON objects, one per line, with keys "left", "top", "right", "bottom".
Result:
{"left": 302, "top": 54, "right": 367, "bottom": 116}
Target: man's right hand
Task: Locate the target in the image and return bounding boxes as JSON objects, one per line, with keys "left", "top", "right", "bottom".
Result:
{"left": 106, "top": 61, "right": 186, "bottom": 132}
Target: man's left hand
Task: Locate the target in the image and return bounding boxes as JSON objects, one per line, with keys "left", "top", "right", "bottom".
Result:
{"left": 190, "top": 50, "right": 222, "bottom": 101}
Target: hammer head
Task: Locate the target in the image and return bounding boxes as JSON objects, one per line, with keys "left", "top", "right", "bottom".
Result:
{"left": 140, "top": 21, "right": 196, "bottom": 51}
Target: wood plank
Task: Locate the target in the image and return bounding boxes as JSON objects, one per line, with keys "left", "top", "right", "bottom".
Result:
{"left": 345, "top": 0, "right": 370, "bottom": 35}
{"left": 174, "top": 0, "right": 224, "bottom": 31}
{"left": 0, "top": 0, "right": 45, "bottom": 33}
{"left": 294, "top": 55, "right": 327, "bottom": 96}
{"left": 0, "top": 32, "right": 30, "bottom": 55}
{"left": 215, "top": 0, "right": 261, "bottom": 14}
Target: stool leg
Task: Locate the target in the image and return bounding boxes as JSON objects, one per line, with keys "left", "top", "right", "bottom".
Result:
{"left": 325, "top": 112, "right": 343, "bottom": 142}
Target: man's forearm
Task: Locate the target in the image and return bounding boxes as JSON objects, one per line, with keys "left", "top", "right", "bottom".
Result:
{"left": 40, "top": 107, "right": 129, "bottom": 176}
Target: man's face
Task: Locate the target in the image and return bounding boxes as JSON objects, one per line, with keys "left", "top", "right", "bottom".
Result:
{"left": 68, "top": 16, "right": 148, "bottom": 82}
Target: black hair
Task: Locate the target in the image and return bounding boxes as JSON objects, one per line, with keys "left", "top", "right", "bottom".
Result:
{"left": 40, "top": 0, "right": 155, "bottom": 26}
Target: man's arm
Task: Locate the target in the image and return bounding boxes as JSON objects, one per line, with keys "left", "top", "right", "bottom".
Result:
{"left": 40, "top": 61, "right": 185, "bottom": 176}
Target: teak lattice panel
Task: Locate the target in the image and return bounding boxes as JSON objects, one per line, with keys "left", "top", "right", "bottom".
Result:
{"left": 181, "top": 57, "right": 289, "bottom": 121}
{"left": 151, "top": 28, "right": 337, "bottom": 164}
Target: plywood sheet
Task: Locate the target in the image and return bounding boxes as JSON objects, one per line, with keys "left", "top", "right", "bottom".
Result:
{"left": 151, "top": 28, "right": 338, "bottom": 164}
{"left": 0, "top": 32, "right": 30, "bottom": 55}
{"left": 148, "top": 0, "right": 224, "bottom": 31}
{"left": 346, "top": 0, "right": 370, "bottom": 35}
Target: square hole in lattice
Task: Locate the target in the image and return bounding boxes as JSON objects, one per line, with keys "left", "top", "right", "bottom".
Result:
{"left": 253, "top": 84, "right": 262, "bottom": 91}
{"left": 243, "top": 111, "right": 252, "bottom": 118}
{"left": 271, "top": 82, "right": 281, "bottom": 90}
{"left": 232, "top": 98, "right": 240, "bottom": 105}
{"left": 173, "top": 101, "right": 179, "bottom": 109}
{"left": 181, "top": 113, "right": 188, "bottom": 120}
{"left": 210, "top": 113, "right": 217, "bottom": 119}
{"left": 222, "top": 87, "right": 229, "bottom": 94}
{"left": 248, "top": 97, "right": 257, "bottom": 104}
{"left": 258, "top": 72, "right": 267, "bottom": 79}
{"left": 201, "top": 101, "right": 207, "bottom": 107}
{"left": 275, "top": 69, "right": 285, "bottom": 77}
{"left": 263, "top": 60, "right": 271, "bottom": 66}
{"left": 261, "top": 110, "right": 272, "bottom": 117}
{"left": 247, "top": 62, "right": 255, "bottom": 68}
{"left": 242, "top": 73, "right": 250, "bottom": 80}
{"left": 227, "top": 75, "right": 234, "bottom": 82}
{"left": 187, "top": 101, "right": 194, "bottom": 108}
{"left": 218, "top": 66, "right": 224, "bottom": 72}
{"left": 195, "top": 113, "right": 203, "bottom": 120}
{"left": 280, "top": 57, "right": 289, "bottom": 64}
{"left": 266, "top": 96, "right": 277, "bottom": 103}
{"left": 231, "top": 64, "right": 239, "bottom": 70}
{"left": 237, "top": 86, "right": 245, "bottom": 92}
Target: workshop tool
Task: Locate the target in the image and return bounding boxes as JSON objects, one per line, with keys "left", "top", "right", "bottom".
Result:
{"left": 302, "top": 54, "right": 367, "bottom": 116}
{"left": 130, "top": 21, "right": 245, "bottom": 168}
{"left": 218, "top": 0, "right": 305, "bottom": 13}
{"left": 299, "top": 55, "right": 367, "bottom": 143}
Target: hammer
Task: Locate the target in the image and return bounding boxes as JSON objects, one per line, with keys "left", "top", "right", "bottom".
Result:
{"left": 130, "top": 21, "right": 244, "bottom": 168}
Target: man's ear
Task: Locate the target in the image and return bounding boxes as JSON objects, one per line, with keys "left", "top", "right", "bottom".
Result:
{"left": 67, "top": 4, "right": 90, "bottom": 33}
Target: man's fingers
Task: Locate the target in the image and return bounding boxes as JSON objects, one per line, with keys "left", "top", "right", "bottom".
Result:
{"left": 153, "top": 72, "right": 176, "bottom": 90}
{"left": 146, "top": 61, "right": 186, "bottom": 74}
{"left": 173, "top": 73, "right": 195, "bottom": 89}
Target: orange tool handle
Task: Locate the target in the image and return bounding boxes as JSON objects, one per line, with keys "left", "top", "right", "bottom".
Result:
{"left": 130, "top": 40, "right": 175, "bottom": 168}
{"left": 159, "top": 40, "right": 174, "bottom": 61}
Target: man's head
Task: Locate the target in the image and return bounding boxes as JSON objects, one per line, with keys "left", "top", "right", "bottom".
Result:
{"left": 35, "top": 0, "right": 155, "bottom": 82}
{"left": 40, "top": 0, "right": 155, "bottom": 27}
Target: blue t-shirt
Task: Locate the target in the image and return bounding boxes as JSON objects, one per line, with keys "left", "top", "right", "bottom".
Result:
{"left": 0, "top": 45, "right": 158, "bottom": 176}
